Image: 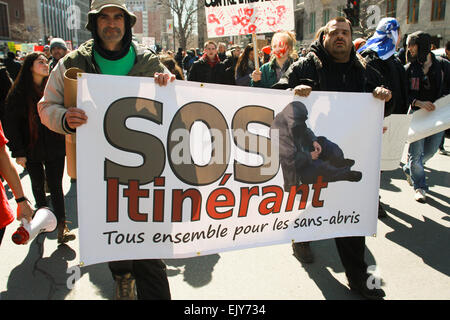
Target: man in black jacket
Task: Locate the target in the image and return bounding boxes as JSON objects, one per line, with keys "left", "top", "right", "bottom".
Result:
{"left": 187, "top": 41, "right": 228, "bottom": 84}
{"left": 359, "top": 18, "right": 408, "bottom": 116}
{"left": 273, "top": 17, "right": 391, "bottom": 300}
{"left": 403, "top": 31, "right": 450, "bottom": 202}
{"left": 223, "top": 45, "right": 241, "bottom": 85}
{"left": 48, "top": 38, "right": 68, "bottom": 72}
{"left": 358, "top": 17, "right": 409, "bottom": 218}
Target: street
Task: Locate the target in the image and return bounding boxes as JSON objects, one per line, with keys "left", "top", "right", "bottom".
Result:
{"left": 0, "top": 138, "right": 449, "bottom": 300}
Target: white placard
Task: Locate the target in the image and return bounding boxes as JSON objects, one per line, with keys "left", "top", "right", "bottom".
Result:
{"left": 407, "top": 95, "right": 450, "bottom": 143}
{"left": 204, "top": 0, "right": 295, "bottom": 38}
{"left": 76, "top": 75, "right": 383, "bottom": 266}
{"left": 381, "top": 114, "right": 412, "bottom": 171}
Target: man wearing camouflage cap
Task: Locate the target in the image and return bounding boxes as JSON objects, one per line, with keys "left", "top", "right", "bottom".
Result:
{"left": 38, "top": 0, "right": 174, "bottom": 300}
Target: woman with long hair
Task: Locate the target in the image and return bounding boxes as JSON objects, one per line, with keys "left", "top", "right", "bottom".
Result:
{"left": 251, "top": 30, "right": 296, "bottom": 88}
{"left": 4, "top": 52, "right": 74, "bottom": 244}
{"left": 159, "top": 54, "right": 185, "bottom": 80}
{"left": 234, "top": 44, "right": 256, "bottom": 86}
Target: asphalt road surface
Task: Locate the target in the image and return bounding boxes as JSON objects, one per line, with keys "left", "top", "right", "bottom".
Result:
{"left": 1, "top": 139, "right": 449, "bottom": 300}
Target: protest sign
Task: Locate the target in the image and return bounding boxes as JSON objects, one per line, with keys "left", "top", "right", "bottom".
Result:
{"left": 204, "top": 0, "right": 295, "bottom": 38}
{"left": 407, "top": 95, "right": 450, "bottom": 143}
{"left": 76, "top": 74, "right": 383, "bottom": 266}
{"left": 380, "top": 114, "right": 412, "bottom": 171}
{"left": 7, "top": 42, "right": 16, "bottom": 53}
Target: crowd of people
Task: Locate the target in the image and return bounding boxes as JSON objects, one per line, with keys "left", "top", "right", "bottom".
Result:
{"left": 0, "top": 0, "right": 449, "bottom": 301}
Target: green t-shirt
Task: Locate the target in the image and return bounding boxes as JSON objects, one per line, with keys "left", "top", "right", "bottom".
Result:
{"left": 93, "top": 46, "right": 136, "bottom": 75}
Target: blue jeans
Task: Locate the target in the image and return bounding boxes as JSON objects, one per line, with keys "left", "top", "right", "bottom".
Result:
{"left": 403, "top": 131, "right": 445, "bottom": 190}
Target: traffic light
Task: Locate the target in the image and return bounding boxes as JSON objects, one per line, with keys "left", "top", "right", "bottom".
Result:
{"left": 344, "top": 0, "right": 360, "bottom": 27}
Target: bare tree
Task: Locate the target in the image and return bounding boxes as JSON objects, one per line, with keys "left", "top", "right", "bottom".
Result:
{"left": 161, "top": 0, "right": 204, "bottom": 50}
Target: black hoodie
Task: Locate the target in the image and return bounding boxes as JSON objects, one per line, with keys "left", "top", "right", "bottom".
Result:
{"left": 405, "top": 31, "right": 450, "bottom": 109}
{"left": 273, "top": 34, "right": 383, "bottom": 94}
{"left": 406, "top": 31, "right": 431, "bottom": 65}
{"left": 360, "top": 49, "right": 409, "bottom": 115}
{"left": 89, "top": 13, "right": 133, "bottom": 61}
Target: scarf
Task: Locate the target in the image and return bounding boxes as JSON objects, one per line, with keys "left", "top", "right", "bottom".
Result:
{"left": 202, "top": 53, "right": 220, "bottom": 68}
{"left": 358, "top": 18, "right": 399, "bottom": 60}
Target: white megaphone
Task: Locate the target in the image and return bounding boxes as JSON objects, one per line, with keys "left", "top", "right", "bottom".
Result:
{"left": 12, "top": 207, "right": 57, "bottom": 245}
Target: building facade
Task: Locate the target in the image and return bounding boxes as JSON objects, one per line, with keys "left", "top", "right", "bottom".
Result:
{"left": 0, "top": 0, "right": 26, "bottom": 41}
{"left": 295, "top": 0, "right": 449, "bottom": 48}
{"left": 126, "top": 0, "right": 172, "bottom": 49}
{"left": 0, "top": 0, "right": 90, "bottom": 47}
{"left": 40, "top": 0, "right": 90, "bottom": 47}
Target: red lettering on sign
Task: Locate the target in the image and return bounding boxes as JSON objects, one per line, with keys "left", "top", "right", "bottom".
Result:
{"left": 215, "top": 26, "right": 225, "bottom": 36}
{"left": 267, "top": 17, "right": 276, "bottom": 26}
{"left": 232, "top": 16, "right": 240, "bottom": 26}
{"left": 241, "top": 16, "right": 250, "bottom": 27}
{"left": 244, "top": 8, "right": 254, "bottom": 17}
{"left": 208, "top": 14, "right": 220, "bottom": 24}
{"left": 248, "top": 24, "right": 256, "bottom": 34}
{"left": 277, "top": 5, "right": 286, "bottom": 17}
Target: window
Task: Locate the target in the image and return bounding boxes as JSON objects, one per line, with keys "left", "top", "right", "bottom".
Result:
{"left": 431, "top": 0, "right": 446, "bottom": 20}
{"left": 323, "top": 9, "right": 330, "bottom": 26}
{"left": 0, "top": 3, "right": 9, "bottom": 38}
{"left": 386, "top": 0, "right": 397, "bottom": 17}
{"left": 407, "top": 0, "right": 420, "bottom": 24}
{"left": 310, "top": 12, "right": 316, "bottom": 34}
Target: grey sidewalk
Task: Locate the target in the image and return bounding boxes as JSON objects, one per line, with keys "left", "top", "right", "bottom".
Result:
{"left": 0, "top": 139, "right": 449, "bottom": 300}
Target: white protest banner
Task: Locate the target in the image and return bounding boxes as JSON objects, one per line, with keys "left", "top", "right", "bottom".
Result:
{"left": 381, "top": 114, "right": 412, "bottom": 171}
{"left": 407, "top": 94, "right": 450, "bottom": 143}
{"left": 204, "top": 0, "right": 295, "bottom": 38}
{"left": 76, "top": 75, "right": 383, "bottom": 266}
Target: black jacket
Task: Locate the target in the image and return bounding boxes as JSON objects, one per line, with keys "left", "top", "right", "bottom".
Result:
{"left": 223, "top": 56, "right": 239, "bottom": 85}
{"left": 360, "top": 49, "right": 409, "bottom": 115}
{"left": 0, "top": 68, "right": 12, "bottom": 123}
{"left": 182, "top": 52, "right": 197, "bottom": 72}
{"left": 3, "top": 57, "right": 21, "bottom": 81}
{"left": 405, "top": 53, "right": 450, "bottom": 110}
{"left": 3, "top": 87, "right": 65, "bottom": 161}
{"left": 187, "top": 58, "right": 229, "bottom": 84}
{"left": 273, "top": 38, "right": 384, "bottom": 95}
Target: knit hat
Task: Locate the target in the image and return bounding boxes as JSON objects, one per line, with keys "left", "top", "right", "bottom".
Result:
{"left": 86, "top": 0, "right": 136, "bottom": 32}
{"left": 50, "top": 38, "right": 67, "bottom": 51}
